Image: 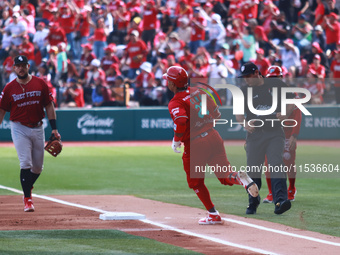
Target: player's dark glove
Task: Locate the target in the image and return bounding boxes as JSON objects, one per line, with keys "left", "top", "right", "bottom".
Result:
{"left": 44, "top": 133, "right": 63, "bottom": 157}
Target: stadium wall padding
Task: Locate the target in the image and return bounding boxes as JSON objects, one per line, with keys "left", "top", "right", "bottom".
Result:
{"left": 0, "top": 106, "right": 339, "bottom": 141}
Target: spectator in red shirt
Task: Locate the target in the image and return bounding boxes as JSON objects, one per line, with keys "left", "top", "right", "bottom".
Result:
{"left": 105, "top": 63, "right": 121, "bottom": 87}
{"left": 314, "top": 0, "right": 326, "bottom": 26}
{"left": 190, "top": 7, "right": 207, "bottom": 54}
{"left": 57, "top": 2, "right": 80, "bottom": 59}
{"left": 304, "top": 69, "right": 324, "bottom": 104}
{"left": 123, "top": 30, "right": 148, "bottom": 80}
{"left": 37, "top": 0, "right": 56, "bottom": 23}
{"left": 141, "top": 0, "right": 159, "bottom": 50}
{"left": 322, "top": 12, "right": 340, "bottom": 51}
{"left": 21, "top": 0, "right": 35, "bottom": 17}
{"left": 74, "top": 6, "right": 91, "bottom": 60}
{"left": 61, "top": 77, "right": 85, "bottom": 108}
{"left": 91, "top": 17, "right": 108, "bottom": 60}
{"left": 112, "top": 2, "right": 130, "bottom": 45}
{"left": 241, "top": 0, "right": 259, "bottom": 21}
{"left": 18, "top": 34, "right": 36, "bottom": 72}
{"left": 101, "top": 44, "right": 119, "bottom": 72}
{"left": 254, "top": 48, "right": 271, "bottom": 76}
{"left": 330, "top": 50, "right": 340, "bottom": 104}
{"left": 37, "top": 63, "right": 57, "bottom": 106}
{"left": 310, "top": 54, "right": 326, "bottom": 82}
{"left": 80, "top": 43, "right": 95, "bottom": 79}
{"left": 46, "top": 22, "right": 67, "bottom": 47}
{"left": 179, "top": 45, "right": 195, "bottom": 72}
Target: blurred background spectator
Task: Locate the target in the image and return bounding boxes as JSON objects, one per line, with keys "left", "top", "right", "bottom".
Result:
{"left": 0, "top": 0, "right": 340, "bottom": 105}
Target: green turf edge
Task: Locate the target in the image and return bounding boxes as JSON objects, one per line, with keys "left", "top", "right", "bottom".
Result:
{"left": 0, "top": 229, "right": 202, "bottom": 255}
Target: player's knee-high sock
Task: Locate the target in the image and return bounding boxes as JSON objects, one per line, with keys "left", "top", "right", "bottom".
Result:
{"left": 288, "top": 178, "right": 296, "bottom": 190}
{"left": 20, "top": 169, "right": 33, "bottom": 198}
{"left": 266, "top": 176, "right": 272, "bottom": 194}
{"left": 193, "top": 184, "right": 214, "bottom": 212}
{"left": 29, "top": 171, "right": 40, "bottom": 187}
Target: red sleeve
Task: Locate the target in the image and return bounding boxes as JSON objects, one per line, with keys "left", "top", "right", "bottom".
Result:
{"left": 290, "top": 108, "right": 302, "bottom": 136}
{"left": 0, "top": 86, "right": 11, "bottom": 112}
{"left": 168, "top": 99, "right": 188, "bottom": 122}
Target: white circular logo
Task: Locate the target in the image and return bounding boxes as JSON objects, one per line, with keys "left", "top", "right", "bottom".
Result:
{"left": 18, "top": 56, "right": 23, "bottom": 61}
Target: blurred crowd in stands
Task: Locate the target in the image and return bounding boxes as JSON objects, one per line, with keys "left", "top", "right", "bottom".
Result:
{"left": 1, "top": 0, "right": 340, "bottom": 107}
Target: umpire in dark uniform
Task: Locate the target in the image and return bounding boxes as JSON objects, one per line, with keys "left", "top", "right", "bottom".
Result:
{"left": 236, "top": 62, "right": 295, "bottom": 215}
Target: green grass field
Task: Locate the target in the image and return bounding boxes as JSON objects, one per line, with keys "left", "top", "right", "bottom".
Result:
{"left": 0, "top": 144, "right": 340, "bottom": 253}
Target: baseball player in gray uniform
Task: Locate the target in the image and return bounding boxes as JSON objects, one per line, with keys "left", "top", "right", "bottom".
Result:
{"left": 237, "top": 62, "right": 295, "bottom": 215}
{"left": 0, "top": 55, "right": 61, "bottom": 212}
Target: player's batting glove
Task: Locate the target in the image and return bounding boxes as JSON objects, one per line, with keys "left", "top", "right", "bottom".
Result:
{"left": 172, "top": 138, "right": 182, "bottom": 153}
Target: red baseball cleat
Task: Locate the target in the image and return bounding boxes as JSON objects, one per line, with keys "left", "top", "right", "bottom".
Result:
{"left": 288, "top": 188, "right": 297, "bottom": 201}
{"left": 263, "top": 193, "right": 273, "bottom": 203}
{"left": 198, "top": 211, "right": 223, "bottom": 225}
{"left": 23, "top": 197, "right": 35, "bottom": 212}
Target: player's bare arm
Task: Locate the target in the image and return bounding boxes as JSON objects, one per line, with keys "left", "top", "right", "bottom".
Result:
{"left": 45, "top": 102, "right": 61, "bottom": 139}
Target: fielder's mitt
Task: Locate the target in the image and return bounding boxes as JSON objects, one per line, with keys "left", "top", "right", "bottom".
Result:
{"left": 45, "top": 134, "right": 62, "bottom": 157}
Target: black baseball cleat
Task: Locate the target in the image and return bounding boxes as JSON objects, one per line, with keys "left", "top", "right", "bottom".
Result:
{"left": 274, "top": 200, "right": 291, "bottom": 215}
{"left": 246, "top": 195, "right": 261, "bottom": 215}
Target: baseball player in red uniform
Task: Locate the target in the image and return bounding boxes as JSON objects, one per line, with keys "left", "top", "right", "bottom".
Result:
{"left": 164, "top": 66, "right": 259, "bottom": 225}
{"left": 0, "top": 55, "right": 61, "bottom": 212}
{"left": 263, "top": 66, "right": 302, "bottom": 203}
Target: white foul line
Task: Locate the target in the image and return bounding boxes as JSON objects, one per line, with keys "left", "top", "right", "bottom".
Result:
{"left": 0, "top": 184, "right": 273, "bottom": 254}
{"left": 1, "top": 184, "right": 340, "bottom": 250}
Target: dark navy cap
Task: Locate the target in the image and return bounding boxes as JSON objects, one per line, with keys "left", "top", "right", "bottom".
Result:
{"left": 238, "top": 62, "right": 259, "bottom": 77}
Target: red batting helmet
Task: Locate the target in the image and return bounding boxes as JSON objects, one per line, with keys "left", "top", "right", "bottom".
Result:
{"left": 163, "top": 66, "right": 188, "bottom": 88}
{"left": 266, "top": 65, "right": 283, "bottom": 78}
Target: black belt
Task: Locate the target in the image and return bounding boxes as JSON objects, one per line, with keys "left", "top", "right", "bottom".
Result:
{"left": 20, "top": 121, "right": 43, "bottom": 128}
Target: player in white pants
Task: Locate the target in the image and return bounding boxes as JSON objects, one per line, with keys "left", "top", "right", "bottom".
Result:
{"left": 0, "top": 55, "right": 61, "bottom": 212}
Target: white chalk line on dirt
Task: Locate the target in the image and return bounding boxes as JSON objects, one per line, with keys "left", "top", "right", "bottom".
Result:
{"left": 1, "top": 185, "right": 340, "bottom": 251}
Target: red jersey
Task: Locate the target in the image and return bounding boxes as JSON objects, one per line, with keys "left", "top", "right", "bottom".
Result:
{"left": 310, "top": 63, "right": 326, "bottom": 82}
{"left": 191, "top": 17, "right": 206, "bottom": 41}
{"left": 126, "top": 40, "right": 147, "bottom": 69}
{"left": 315, "top": 3, "right": 325, "bottom": 26}
{"left": 330, "top": 59, "right": 340, "bottom": 87}
{"left": 168, "top": 87, "right": 220, "bottom": 143}
{"left": 58, "top": 13, "right": 76, "bottom": 34}
{"left": 179, "top": 54, "right": 195, "bottom": 71}
{"left": 21, "top": 3, "right": 35, "bottom": 17}
{"left": 135, "top": 72, "right": 155, "bottom": 88}
{"left": 80, "top": 52, "right": 96, "bottom": 68}
{"left": 19, "top": 42, "right": 35, "bottom": 61}
{"left": 283, "top": 106, "right": 302, "bottom": 139}
{"left": 94, "top": 28, "right": 107, "bottom": 42}
{"left": 325, "top": 21, "right": 340, "bottom": 45}
{"left": 143, "top": 7, "right": 158, "bottom": 30}
{"left": 74, "top": 0, "right": 85, "bottom": 8}
{"left": 116, "top": 11, "right": 131, "bottom": 30}
{"left": 241, "top": 0, "right": 259, "bottom": 20}
{"left": 41, "top": 3, "right": 56, "bottom": 21}
{"left": 77, "top": 13, "right": 91, "bottom": 37}
{"left": 73, "top": 87, "right": 85, "bottom": 107}
{"left": 3, "top": 57, "right": 14, "bottom": 74}
{"left": 47, "top": 27, "right": 67, "bottom": 46}
{"left": 0, "top": 76, "right": 53, "bottom": 124}
{"left": 101, "top": 56, "right": 119, "bottom": 71}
